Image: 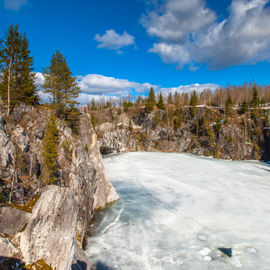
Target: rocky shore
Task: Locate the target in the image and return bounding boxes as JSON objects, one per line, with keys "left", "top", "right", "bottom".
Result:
{"left": 96, "top": 108, "right": 270, "bottom": 161}
{"left": 0, "top": 104, "right": 119, "bottom": 269}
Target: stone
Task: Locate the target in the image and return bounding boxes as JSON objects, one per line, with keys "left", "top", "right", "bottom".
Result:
{"left": 204, "top": 256, "right": 213, "bottom": 262}
{"left": 218, "top": 247, "right": 232, "bottom": 258}
{"left": 20, "top": 185, "right": 79, "bottom": 270}
{"left": 199, "top": 247, "right": 212, "bottom": 256}
{"left": 0, "top": 112, "right": 5, "bottom": 130}
{"left": 0, "top": 141, "right": 14, "bottom": 168}
{"left": 71, "top": 243, "right": 93, "bottom": 270}
{"left": 0, "top": 129, "right": 8, "bottom": 147}
{"left": 13, "top": 125, "right": 29, "bottom": 152}
{"left": 0, "top": 207, "right": 30, "bottom": 236}
{"left": 0, "top": 237, "right": 18, "bottom": 257}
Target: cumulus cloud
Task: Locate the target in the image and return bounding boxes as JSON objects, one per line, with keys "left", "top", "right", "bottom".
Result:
{"left": 141, "top": 0, "right": 215, "bottom": 42}
{"left": 35, "top": 72, "right": 45, "bottom": 88}
{"left": 4, "top": 0, "right": 27, "bottom": 10}
{"left": 149, "top": 42, "right": 191, "bottom": 68}
{"left": 142, "top": 0, "right": 270, "bottom": 69}
{"left": 35, "top": 73, "right": 156, "bottom": 104}
{"left": 77, "top": 74, "right": 154, "bottom": 96}
{"left": 94, "top": 29, "right": 135, "bottom": 52}
{"left": 160, "top": 83, "right": 220, "bottom": 95}
{"left": 34, "top": 72, "right": 219, "bottom": 104}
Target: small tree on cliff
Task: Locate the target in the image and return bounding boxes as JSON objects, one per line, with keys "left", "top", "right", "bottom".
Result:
{"left": 42, "top": 115, "right": 59, "bottom": 184}
{"left": 190, "top": 90, "right": 198, "bottom": 117}
{"left": 250, "top": 86, "right": 259, "bottom": 109}
{"left": 145, "top": 87, "right": 156, "bottom": 113}
{"left": 225, "top": 94, "right": 233, "bottom": 117}
{"left": 157, "top": 93, "right": 165, "bottom": 110}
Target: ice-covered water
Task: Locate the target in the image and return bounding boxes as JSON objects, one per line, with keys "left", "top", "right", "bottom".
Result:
{"left": 86, "top": 152, "right": 270, "bottom": 270}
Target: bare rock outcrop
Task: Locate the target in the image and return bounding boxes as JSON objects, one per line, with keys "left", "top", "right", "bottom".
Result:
{"left": 0, "top": 207, "right": 30, "bottom": 236}
{"left": 0, "top": 105, "right": 119, "bottom": 269}
{"left": 0, "top": 238, "right": 18, "bottom": 258}
{"left": 19, "top": 185, "right": 78, "bottom": 270}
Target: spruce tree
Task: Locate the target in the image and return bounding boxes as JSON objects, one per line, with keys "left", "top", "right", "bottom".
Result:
{"left": 42, "top": 115, "right": 59, "bottom": 184}
{"left": 241, "top": 101, "right": 248, "bottom": 114}
{"left": 145, "top": 87, "right": 156, "bottom": 113}
{"left": 43, "top": 50, "right": 80, "bottom": 118}
{"left": 250, "top": 86, "right": 259, "bottom": 109}
{"left": 215, "top": 117, "right": 222, "bottom": 132}
{"left": 190, "top": 91, "right": 198, "bottom": 117}
{"left": 157, "top": 93, "right": 165, "bottom": 110}
{"left": 0, "top": 25, "right": 38, "bottom": 114}
{"left": 225, "top": 94, "right": 233, "bottom": 117}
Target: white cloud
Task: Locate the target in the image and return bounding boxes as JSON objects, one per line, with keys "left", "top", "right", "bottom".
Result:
{"left": 149, "top": 43, "right": 191, "bottom": 68}
{"left": 34, "top": 73, "right": 156, "bottom": 104}
{"left": 4, "top": 0, "right": 27, "bottom": 10}
{"left": 34, "top": 72, "right": 219, "bottom": 104}
{"left": 94, "top": 29, "right": 135, "bottom": 52}
{"left": 160, "top": 83, "right": 220, "bottom": 95}
{"left": 35, "top": 72, "right": 45, "bottom": 88}
{"left": 77, "top": 74, "right": 155, "bottom": 96}
{"left": 141, "top": 0, "right": 215, "bottom": 42}
{"left": 143, "top": 0, "right": 270, "bottom": 69}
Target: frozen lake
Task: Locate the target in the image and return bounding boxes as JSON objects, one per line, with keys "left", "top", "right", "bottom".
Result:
{"left": 86, "top": 152, "right": 270, "bottom": 270}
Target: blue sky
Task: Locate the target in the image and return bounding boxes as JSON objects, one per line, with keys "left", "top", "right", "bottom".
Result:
{"left": 1, "top": 0, "right": 270, "bottom": 103}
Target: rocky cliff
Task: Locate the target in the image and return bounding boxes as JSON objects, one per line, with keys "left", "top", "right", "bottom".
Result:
{"left": 0, "top": 104, "right": 119, "bottom": 269}
{"left": 96, "top": 107, "right": 270, "bottom": 161}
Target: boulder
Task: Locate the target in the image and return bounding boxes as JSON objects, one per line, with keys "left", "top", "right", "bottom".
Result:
{"left": 0, "top": 141, "right": 14, "bottom": 168}
{"left": 0, "top": 237, "right": 18, "bottom": 258}
{"left": 0, "top": 207, "right": 30, "bottom": 236}
{"left": 20, "top": 185, "right": 79, "bottom": 270}
{"left": 13, "top": 125, "right": 29, "bottom": 152}
{"left": 71, "top": 243, "right": 93, "bottom": 270}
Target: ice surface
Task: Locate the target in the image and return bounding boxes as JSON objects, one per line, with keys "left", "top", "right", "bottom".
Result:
{"left": 86, "top": 152, "right": 270, "bottom": 270}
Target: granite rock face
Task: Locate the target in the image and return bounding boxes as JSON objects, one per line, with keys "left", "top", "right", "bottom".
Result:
{"left": 0, "top": 105, "right": 119, "bottom": 269}
{"left": 0, "top": 207, "right": 30, "bottom": 236}
{"left": 97, "top": 109, "right": 264, "bottom": 160}
{"left": 0, "top": 238, "right": 18, "bottom": 258}
{"left": 19, "top": 185, "right": 78, "bottom": 270}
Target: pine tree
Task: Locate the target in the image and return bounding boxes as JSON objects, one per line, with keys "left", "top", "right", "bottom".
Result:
{"left": 225, "top": 94, "right": 233, "bottom": 117}
{"left": 157, "top": 93, "right": 165, "bottom": 110}
{"left": 91, "top": 113, "right": 96, "bottom": 129}
{"left": 250, "top": 86, "right": 259, "bottom": 109}
{"left": 167, "top": 92, "right": 173, "bottom": 105}
{"left": 241, "top": 100, "right": 248, "bottom": 114}
{"left": 145, "top": 87, "right": 156, "bottom": 113}
{"left": 43, "top": 50, "right": 80, "bottom": 118}
{"left": 190, "top": 91, "right": 198, "bottom": 117}
{"left": 215, "top": 117, "right": 222, "bottom": 132}
{"left": 65, "top": 101, "right": 80, "bottom": 135}
{"left": 42, "top": 115, "right": 59, "bottom": 184}
{"left": 0, "top": 25, "right": 38, "bottom": 114}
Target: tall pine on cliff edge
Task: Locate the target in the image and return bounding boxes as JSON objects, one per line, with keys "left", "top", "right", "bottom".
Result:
{"left": 0, "top": 25, "right": 38, "bottom": 115}
{"left": 43, "top": 50, "right": 80, "bottom": 133}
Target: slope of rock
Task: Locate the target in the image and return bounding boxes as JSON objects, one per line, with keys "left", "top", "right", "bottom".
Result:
{"left": 0, "top": 104, "right": 119, "bottom": 269}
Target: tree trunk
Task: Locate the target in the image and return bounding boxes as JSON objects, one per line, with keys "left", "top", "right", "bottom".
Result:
{"left": 7, "top": 56, "right": 12, "bottom": 116}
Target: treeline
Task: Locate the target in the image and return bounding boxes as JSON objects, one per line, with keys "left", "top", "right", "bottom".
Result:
{"left": 86, "top": 84, "right": 270, "bottom": 114}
